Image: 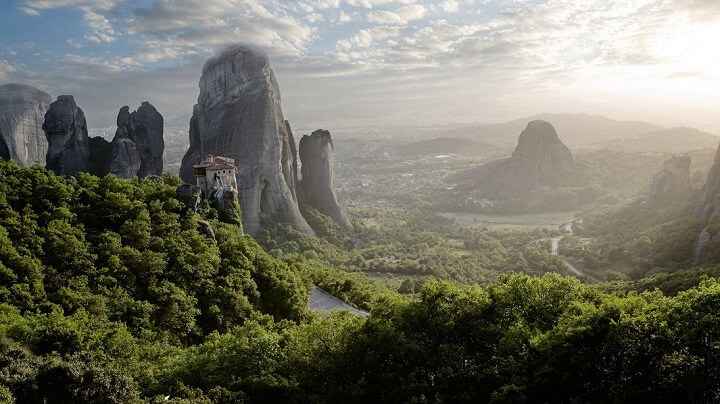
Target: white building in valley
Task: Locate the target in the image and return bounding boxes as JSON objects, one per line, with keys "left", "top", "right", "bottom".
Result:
{"left": 193, "top": 155, "right": 238, "bottom": 195}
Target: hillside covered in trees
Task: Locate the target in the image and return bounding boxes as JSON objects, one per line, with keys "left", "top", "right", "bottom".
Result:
{"left": 0, "top": 160, "right": 719, "bottom": 402}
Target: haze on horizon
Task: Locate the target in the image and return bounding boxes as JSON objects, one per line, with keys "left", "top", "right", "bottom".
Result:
{"left": 1, "top": 0, "right": 719, "bottom": 134}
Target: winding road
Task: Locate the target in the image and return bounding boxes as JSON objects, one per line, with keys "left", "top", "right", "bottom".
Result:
{"left": 551, "top": 223, "right": 601, "bottom": 282}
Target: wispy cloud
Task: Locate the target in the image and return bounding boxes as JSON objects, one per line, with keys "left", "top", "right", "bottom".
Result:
{"left": 368, "top": 4, "right": 426, "bottom": 24}
{"left": 6, "top": 0, "right": 720, "bottom": 132}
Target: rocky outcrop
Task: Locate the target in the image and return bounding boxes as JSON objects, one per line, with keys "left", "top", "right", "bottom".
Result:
{"left": 649, "top": 156, "right": 691, "bottom": 204}
{"left": 210, "top": 186, "right": 243, "bottom": 229}
{"left": 127, "top": 102, "right": 164, "bottom": 177}
{"left": 196, "top": 220, "right": 216, "bottom": 242}
{"left": 88, "top": 136, "right": 111, "bottom": 176}
{"left": 176, "top": 184, "right": 202, "bottom": 211}
{"left": 298, "top": 129, "right": 354, "bottom": 231}
{"left": 0, "top": 84, "right": 52, "bottom": 166}
{"left": 448, "top": 120, "right": 574, "bottom": 196}
{"left": 692, "top": 228, "right": 712, "bottom": 265}
{"left": 108, "top": 125, "right": 142, "bottom": 178}
{"left": 695, "top": 143, "right": 720, "bottom": 220}
{"left": 43, "top": 95, "right": 90, "bottom": 176}
{"left": 87, "top": 103, "right": 164, "bottom": 179}
{"left": 179, "top": 45, "right": 313, "bottom": 235}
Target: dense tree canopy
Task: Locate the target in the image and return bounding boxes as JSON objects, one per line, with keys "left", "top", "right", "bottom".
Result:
{"left": 1, "top": 160, "right": 720, "bottom": 402}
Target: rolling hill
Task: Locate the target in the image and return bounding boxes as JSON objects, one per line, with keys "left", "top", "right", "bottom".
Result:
{"left": 427, "top": 113, "right": 662, "bottom": 147}
{"left": 588, "top": 127, "right": 719, "bottom": 153}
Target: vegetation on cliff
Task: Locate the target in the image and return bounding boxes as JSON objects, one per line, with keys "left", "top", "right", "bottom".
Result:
{"left": 1, "top": 160, "right": 720, "bottom": 402}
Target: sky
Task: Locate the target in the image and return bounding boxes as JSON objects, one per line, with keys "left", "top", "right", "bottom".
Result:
{"left": 1, "top": 0, "right": 720, "bottom": 134}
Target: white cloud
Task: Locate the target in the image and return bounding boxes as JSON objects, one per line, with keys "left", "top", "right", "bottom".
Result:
{"left": 82, "top": 7, "right": 117, "bottom": 43}
{"left": 368, "top": 4, "right": 426, "bottom": 24}
{"left": 314, "top": 0, "right": 341, "bottom": 8}
{"left": 125, "top": 0, "right": 313, "bottom": 59}
{"left": 0, "top": 60, "right": 18, "bottom": 81}
{"left": 16, "top": 7, "right": 41, "bottom": 16}
{"left": 337, "top": 26, "right": 402, "bottom": 49}
{"left": 21, "top": 0, "right": 118, "bottom": 10}
{"left": 8, "top": 0, "right": 720, "bottom": 132}
{"left": 345, "top": 0, "right": 415, "bottom": 8}
{"left": 306, "top": 12, "right": 324, "bottom": 23}
{"left": 66, "top": 39, "right": 83, "bottom": 49}
{"left": 338, "top": 10, "right": 352, "bottom": 23}
{"left": 440, "top": 0, "right": 459, "bottom": 13}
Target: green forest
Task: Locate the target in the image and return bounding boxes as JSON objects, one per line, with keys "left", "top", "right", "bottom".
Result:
{"left": 1, "top": 160, "right": 720, "bottom": 403}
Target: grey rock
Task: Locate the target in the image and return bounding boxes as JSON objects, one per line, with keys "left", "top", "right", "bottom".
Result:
{"left": 101, "top": 103, "right": 164, "bottom": 179}
{"left": 117, "top": 106, "right": 131, "bottom": 128}
{"left": 448, "top": 120, "right": 574, "bottom": 196}
{"left": 0, "top": 84, "right": 52, "bottom": 166}
{"left": 692, "top": 228, "right": 712, "bottom": 265}
{"left": 696, "top": 140, "right": 720, "bottom": 220}
{"left": 176, "top": 183, "right": 202, "bottom": 211}
{"left": 196, "top": 220, "right": 216, "bottom": 242}
{"left": 298, "top": 129, "right": 354, "bottom": 231}
{"left": 179, "top": 45, "right": 312, "bottom": 235}
{"left": 43, "top": 95, "right": 90, "bottom": 176}
{"left": 108, "top": 125, "right": 141, "bottom": 178}
{"left": 131, "top": 102, "right": 164, "bottom": 177}
{"left": 145, "top": 175, "right": 163, "bottom": 183}
{"left": 649, "top": 155, "right": 691, "bottom": 204}
{"left": 210, "top": 186, "right": 243, "bottom": 230}
{"left": 88, "top": 136, "right": 111, "bottom": 176}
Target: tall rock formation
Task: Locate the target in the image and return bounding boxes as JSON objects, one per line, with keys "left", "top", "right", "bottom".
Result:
{"left": 649, "top": 155, "right": 691, "bottom": 204}
{"left": 126, "top": 102, "right": 164, "bottom": 177}
{"left": 298, "top": 129, "right": 354, "bottom": 231}
{"left": 43, "top": 95, "right": 90, "bottom": 176}
{"left": 692, "top": 143, "right": 720, "bottom": 264}
{"left": 448, "top": 120, "right": 574, "bottom": 196}
{"left": 695, "top": 142, "right": 720, "bottom": 220}
{"left": 88, "top": 136, "right": 111, "bottom": 176}
{"left": 108, "top": 125, "right": 142, "bottom": 178}
{"left": 88, "top": 103, "right": 164, "bottom": 179}
{"left": 179, "top": 45, "right": 313, "bottom": 235}
{"left": 0, "top": 83, "right": 52, "bottom": 166}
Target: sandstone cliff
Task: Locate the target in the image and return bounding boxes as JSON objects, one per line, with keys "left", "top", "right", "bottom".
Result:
{"left": 0, "top": 83, "right": 52, "bottom": 166}
{"left": 179, "top": 45, "right": 313, "bottom": 235}
{"left": 43, "top": 95, "right": 90, "bottom": 176}
{"left": 649, "top": 155, "right": 691, "bottom": 204}
{"left": 298, "top": 129, "right": 354, "bottom": 231}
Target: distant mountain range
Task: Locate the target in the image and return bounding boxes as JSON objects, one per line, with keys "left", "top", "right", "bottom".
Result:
{"left": 588, "top": 127, "right": 720, "bottom": 153}
{"left": 423, "top": 113, "right": 719, "bottom": 153}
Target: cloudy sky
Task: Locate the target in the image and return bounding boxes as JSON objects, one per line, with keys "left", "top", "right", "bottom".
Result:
{"left": 1, "top": 0, "right": 719, "bottom": 134}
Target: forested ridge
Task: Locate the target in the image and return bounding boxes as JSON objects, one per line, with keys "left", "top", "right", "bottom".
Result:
{"left": 1, "top": 159, "right": 720, "bottom": 403}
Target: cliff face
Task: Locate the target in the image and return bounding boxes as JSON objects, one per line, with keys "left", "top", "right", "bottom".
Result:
{"left": 179, "top": 45, "right": 313, "bottom": 235}
{"left": 129, "top": 102, "right": 164, "bottom": 178}
{"left": 43, "top": 95, "right": 90, "bottom": 176}
{"left": 696, "top": 143, "right": 720, "bottom": 220}
{"left": 298, "top": 129, "right": 354, "bottom": 231}
{"left": 449, "top": 120, "right": 574, "bottom": 196}
{"left": 108, "top": 125, "right": 142, "bottom": 178}
{"left": 649, "top": 155, "right": 691, "bottom": 204}
{"left": 88, "top": 103, "right": 164, "bottom": 179}
{"left": 0, "top": 84, "right": 52, "bottom": 166}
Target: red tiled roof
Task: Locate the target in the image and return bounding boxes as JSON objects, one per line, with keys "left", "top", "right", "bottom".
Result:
{"left": 193, "top": 155, "right": 236, "bottom": 171}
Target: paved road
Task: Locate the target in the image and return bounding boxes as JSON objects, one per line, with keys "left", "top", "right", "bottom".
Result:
{"left": 519, "top": 252, "right": 529, "bottom": 270}
{"left": 551, "top": 223, "right": 601, "bottom": 282}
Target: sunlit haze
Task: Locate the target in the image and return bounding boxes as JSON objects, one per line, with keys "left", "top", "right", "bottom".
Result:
{"left": 1, "top": 0, "right": 719, "bottom": 132}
